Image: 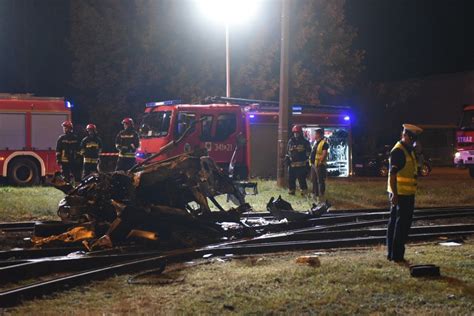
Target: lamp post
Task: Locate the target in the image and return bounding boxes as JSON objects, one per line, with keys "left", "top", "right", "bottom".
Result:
{"left": 195, "top": 0, "right": 259, "bottom": 99}
{"left": 225, "top": 21, "right": 231, "bottom": 98}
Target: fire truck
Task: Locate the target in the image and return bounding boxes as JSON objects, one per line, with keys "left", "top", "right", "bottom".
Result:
{"left": 136, "top": 97, "right": 352, "bottom": 179}
{"left": 454, "top": 104, "right": 474, "bottom": 178}
{"left": 0, "top": 94, "right": 72, "bottom": 185}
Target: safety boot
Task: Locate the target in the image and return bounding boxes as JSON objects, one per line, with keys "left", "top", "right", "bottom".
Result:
{"left": 288, "top": 189, "right": 296, "bottom": 195}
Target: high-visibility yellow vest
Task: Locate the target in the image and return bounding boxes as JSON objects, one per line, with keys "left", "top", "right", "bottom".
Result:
{"left": 387, "top": 141, "right": 418, "bottom": 195}
{"left": 314, "top": 139, "right": 327, "bottom": 166}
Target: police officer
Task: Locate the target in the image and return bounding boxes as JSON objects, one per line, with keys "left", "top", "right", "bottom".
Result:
{"left": 80, "top": 124, "right": 102, "bottom": 177}
{"left": 310, "top": 128, "right": 329, "bottom": 203}
{"left": 56, "top": 121, "right": 81, "bottom": 183}
{"left": 115, "top": 117, "right": 139, "bottom": 171}
{"left": 387, "top": 124, "right": 423, "bottom": 262}
{"left": 287, "top": 125, "right": 312, "bottom": 195}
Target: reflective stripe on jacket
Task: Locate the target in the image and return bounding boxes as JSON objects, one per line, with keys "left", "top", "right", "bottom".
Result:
{"left": 313, "top": 139, "right": 328, "bottom": 166}
{"left": 115, "top": 128, "right": 139, "bottom": 158}
{"left": 387, "top": 141, "right": 418, "bottom": 195}
{"left": 84, "top": 158, "right": 99, "bottom": 164}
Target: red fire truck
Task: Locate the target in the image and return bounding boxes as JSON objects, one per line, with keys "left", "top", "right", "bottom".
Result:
{"left": 454, "top": 104, "right": 474, "bottom": 178}
{"left": 136, "top": 97, "right": 352, "bottom": 179}
{"left": 0, "top": 94, "right": 72, "bottom": 185}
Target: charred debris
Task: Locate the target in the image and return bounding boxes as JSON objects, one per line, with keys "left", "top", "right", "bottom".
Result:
{"left": 38, "top": 149, "right": 329, "bottom": 250}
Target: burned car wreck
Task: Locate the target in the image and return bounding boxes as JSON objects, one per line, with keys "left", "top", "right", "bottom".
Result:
{"left": 42, "top": 149, "right": 252, "bottom": 249}
{"left": 35, "top": 148, "right": 330, "bottom": 250}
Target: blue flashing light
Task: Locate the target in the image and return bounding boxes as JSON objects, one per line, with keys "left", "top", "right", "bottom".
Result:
{"left": 249, "top": 114, "right": 255, "bottom": 118}
{"left": 65, "top": 101, "right": 74, "bottom": 109}
{"left": 344, "top": 115, "right": 350, "bottom": 121}
{"left": 146, "top": 100, "right": 182, "bottom": 107}
{"left": 136, "top": 152, "right": 146, "bottom": 158}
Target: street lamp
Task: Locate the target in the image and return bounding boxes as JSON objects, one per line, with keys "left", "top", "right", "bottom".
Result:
{"left": 194, "top": 0, "right": 260, "bottom": 98}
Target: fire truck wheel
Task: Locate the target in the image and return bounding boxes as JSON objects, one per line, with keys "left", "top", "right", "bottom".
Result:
{"left": 7, "top": 158, "right": 40, "bottom": 186}
{"left": 469, "top": 167, "right": 474, "bottom": 178}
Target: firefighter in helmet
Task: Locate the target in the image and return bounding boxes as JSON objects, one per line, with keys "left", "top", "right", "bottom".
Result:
{"left": 80, "top": 124, "right": 103, "bottom": 177}
{"left": 56, "top": 121, "right": 81, "bottom": 183}
{"left": 115, "top": 117, "right": 140, "bottom": 171}
{"left": 286, "top": 125, "right": 312, "bottom": 195}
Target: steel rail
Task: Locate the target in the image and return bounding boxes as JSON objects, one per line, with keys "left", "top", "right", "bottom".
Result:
{"left": 203, "top": 231, "right": 474, "bottom": 255}
{"left": 242, "top": 206, "right": 474, "bottom": 218}
{"left": 240, "top": 224, "right": 474, "bottom": 244}
{"left": 0, "top": 247, "right": 85, "bottom": 261}
{"left": 254, "top": 210, "right": 474, "bottom": 234}
{"left": 0, "top": 247, "right": 202, "bottom": 308}
{"left": 1, "top": 228, "right": 473, "bottom": 308}
{"left": 0, "top": 251, "right": 166, "bottom": 284}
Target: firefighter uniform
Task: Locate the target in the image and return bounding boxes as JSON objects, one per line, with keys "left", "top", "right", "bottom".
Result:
{"left": 56, "top": 131, "right": 81, "bottom": 183}
{"left": 287, "top": 132, "right": 312, "bottom": 194}
{"left": 386, "top": 124, "right": 423, "bottom": 262}
{"left": 80, "top": 134, "right": 102, "bottom": 177}
{"left": 115, "top": 127, "right": 139, "bottom": 171}
{"left": 310, "top": 136, "right": 329, "bottom": 200}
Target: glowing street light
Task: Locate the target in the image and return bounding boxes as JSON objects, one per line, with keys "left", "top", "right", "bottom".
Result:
{"left": 195, "top": 0, "right": 260, "bottom": 98}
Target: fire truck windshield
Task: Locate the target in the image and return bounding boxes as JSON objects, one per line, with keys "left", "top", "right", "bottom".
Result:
{"left": 140, "top": 111, "right": 172, "bottom": 138}
{"left": 460, "top": 110, "right": 474, "bottom": 130}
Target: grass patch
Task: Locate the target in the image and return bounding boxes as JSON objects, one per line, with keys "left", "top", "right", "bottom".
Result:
{"left": 0, "top": 186, "right": 64, "bottom": 221}
{"left": 1, "top": 172, "right": 473, "bottom": 222}
{"left": 7, "top": 239, "right": 474, "bottom": 314}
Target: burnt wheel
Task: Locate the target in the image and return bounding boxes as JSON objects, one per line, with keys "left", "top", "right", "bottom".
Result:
{"left": 7, "top": 158, "right": 40, "bottom": 186}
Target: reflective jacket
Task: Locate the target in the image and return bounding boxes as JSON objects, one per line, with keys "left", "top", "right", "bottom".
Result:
{"left": 80, "top": 135, "right": 103, "bottom": 164}
{"left": 387, "top": 141, "right": 418, "bottom": 195}
{"left": 56, "top": 132, "right": 80, "bottom": 164}
{"left": 287, "top": 136, "right": 311, "bottom": 168}
{"left": 115, "top": 128, "right": 139, "bottom": 158}
{"left": 311, "top": 138, "right": 328, "bottom": 166}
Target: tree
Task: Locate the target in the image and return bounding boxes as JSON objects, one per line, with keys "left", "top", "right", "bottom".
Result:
{"left": 69, "top": 0, "right": 364, "bottom": 147}
{"left": 233, "top": 0, "right": 364, "bottom": 104}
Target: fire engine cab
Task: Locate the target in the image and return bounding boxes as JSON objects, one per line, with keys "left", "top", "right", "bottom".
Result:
{"left": 0, "top": 94, "right": 72, "bottom": 185}
{"left": 454, "top": 104, "right": 474, "bottom": 178}
{"left": 137, "top": 97, "right": 352, "bottom": 179}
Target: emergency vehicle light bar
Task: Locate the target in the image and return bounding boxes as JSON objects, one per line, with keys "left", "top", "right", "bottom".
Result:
{"left": 146, "top": 100, "right": 182, "bottom": 107}
{"left": 65, "top": 101, "right": 74, "bottom": 108}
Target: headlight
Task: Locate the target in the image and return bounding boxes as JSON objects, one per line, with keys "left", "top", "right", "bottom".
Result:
{"left": 454, "top": 152, "right": 461, "bottom": 158}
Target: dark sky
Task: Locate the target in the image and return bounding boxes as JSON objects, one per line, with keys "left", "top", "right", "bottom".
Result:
{"left": 1, "top": 0, "right": 474, "bottom": 96}
{"left": 346, "top": 0, "right": 474, "bottom": 81}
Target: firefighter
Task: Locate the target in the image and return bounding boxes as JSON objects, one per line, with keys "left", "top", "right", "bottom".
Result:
{"left": 80, "top": 124, "right": 102, "bottom": 177}
{"left": 310, "top": 128, "right": 329, "bottom": 203}
{"left": 386, "top": 124, "right": 423, "bottom": 262}
{"left": 286, "top": 125, "right": 312, "bottom": 195}
{"left": 115, "top": 117, "right": 139, "bottom": 171}
{"left": 56, "top": 121, "right": 81, "bottom": 183}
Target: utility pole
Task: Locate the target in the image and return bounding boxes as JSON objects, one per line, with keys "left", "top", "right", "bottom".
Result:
{"left": 277, "top": 0, "right": 290, "bottom": 187}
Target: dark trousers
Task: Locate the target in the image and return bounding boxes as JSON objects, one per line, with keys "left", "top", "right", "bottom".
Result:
{"left": 115, "top": 157, "right": 136, "bottom": 172}
{"left": 60, "top": 163, "right": 81, "bottom": 183}
{"left": 386, "top": 194, "right": 415, "bottom": 261}
{"left": 311, "top": 165, "right": 327, "bottom": 196}
{"left": 288, "top": 166, "right": 308, "bottom": 191}
{"left": 83, "top": 162, "right": 98, "bottom": 178}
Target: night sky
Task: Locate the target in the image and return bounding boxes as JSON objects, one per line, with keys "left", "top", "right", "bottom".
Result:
{"left": 1, "top": 0, "right": 473, "bottom": 96}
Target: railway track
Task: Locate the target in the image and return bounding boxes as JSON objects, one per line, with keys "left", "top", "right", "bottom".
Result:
{"left": 0, "top": 206, "right": 473, "bottom": 308}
